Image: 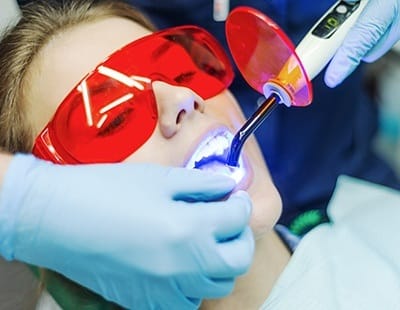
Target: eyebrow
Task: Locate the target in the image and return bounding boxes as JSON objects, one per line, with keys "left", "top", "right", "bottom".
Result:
{"left": 151, "top": 40, "right": 174, "bottom": 61}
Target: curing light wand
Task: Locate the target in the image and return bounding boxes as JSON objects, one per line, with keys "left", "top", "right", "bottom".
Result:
{"left": 227, "top": 93, "right": 280, "bottom": 166}
{"left": 225, "top": 0, "right": 367, "bottom": 167}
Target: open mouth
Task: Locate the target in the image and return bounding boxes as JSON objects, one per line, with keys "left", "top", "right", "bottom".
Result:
{"left": 185, "top": 129, "right": 246, "bottom": 184}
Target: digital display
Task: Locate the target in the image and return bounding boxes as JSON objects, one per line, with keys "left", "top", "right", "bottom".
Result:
{"left": 312, "top": 1, "right": 360, "bottom": 39}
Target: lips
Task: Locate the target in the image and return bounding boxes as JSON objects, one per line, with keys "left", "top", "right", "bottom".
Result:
{"left": 185, "top": 128, "right": 247, "bottom": 184}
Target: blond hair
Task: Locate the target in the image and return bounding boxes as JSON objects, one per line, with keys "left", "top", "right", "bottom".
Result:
{"left": 0, "top": 0, "right": 155, "bottom": 153}
{"left": 0, "top": 1, "right": 155, "bottom": 308}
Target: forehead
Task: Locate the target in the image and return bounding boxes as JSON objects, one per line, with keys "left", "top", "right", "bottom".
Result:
{"left": 26, "top": 17, "right": 152, "bottom": 135}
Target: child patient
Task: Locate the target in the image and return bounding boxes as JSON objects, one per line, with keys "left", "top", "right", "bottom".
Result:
{"left": 0, "top": 0, "right": 285, "bottom": 308}
{"left": 1, "top": 1, "right": 399, "bottom": 309}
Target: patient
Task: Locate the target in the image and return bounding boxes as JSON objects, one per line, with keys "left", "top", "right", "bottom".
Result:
{"left": 1, "top": 1, "right": 399, "bottom": 309}
{"left": 0, "top": 0, "right": 284, "bottom": 308}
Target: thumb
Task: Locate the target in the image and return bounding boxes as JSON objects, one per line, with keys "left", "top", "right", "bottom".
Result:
{"left": 166, "top": 167, "right": 236, "bottom": 201}
{"left": 325, "top": 0, "right": 393, "bottom": 87}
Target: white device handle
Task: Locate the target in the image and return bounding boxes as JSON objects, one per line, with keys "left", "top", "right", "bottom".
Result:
{"left": 296, "top": 0, "right": 368, "bottom": 80}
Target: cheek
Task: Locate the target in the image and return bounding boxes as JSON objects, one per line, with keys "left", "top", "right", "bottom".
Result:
{"left": 246, "top": 135, "right": 282, "bottom": 238}
{"left": 205, "top": 91, "right": 246, "bottom": 131}
{"left": 250, "top": 180, "right": 282, "bottom": 239}
{"left": 122, "top": 128, "right": 182, "bottom": 166}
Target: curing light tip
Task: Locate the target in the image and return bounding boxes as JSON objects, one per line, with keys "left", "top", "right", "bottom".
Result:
{"left": 227, "top": 93, "right": 280, "bottom": 167}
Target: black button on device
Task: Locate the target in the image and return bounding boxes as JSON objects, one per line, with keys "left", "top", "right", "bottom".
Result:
{"left": 311, "top": 1, "right": 360, "bottom": 39}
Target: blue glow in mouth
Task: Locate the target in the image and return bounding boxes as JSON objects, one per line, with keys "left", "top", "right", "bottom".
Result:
{"left": 185, "top": 130, "right": 246, "bottom": 184}
{"left": 193, "top": 151, "right": 228, "bottom": 169}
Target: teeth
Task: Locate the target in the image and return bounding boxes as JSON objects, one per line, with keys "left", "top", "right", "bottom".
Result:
{"left": 185, "top": 129, "right": 247, "bottom": 185}
{"left": 202, "top": 135, "right": 229, "bottom": 158}
{"left": 185, "top": 131, "right": 232, "bottom": 169}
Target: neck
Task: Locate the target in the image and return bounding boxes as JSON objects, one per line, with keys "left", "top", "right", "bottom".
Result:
{"left": 201, "top": 230, "right": 291, "bottom": 309}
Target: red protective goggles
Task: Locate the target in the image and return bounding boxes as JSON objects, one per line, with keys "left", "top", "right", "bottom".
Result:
{"left": 32, "top": 26, "right": 234, "bottom": 163}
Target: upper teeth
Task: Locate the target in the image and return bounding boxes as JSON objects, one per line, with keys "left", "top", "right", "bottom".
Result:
{"left": 185, "top": 131, "right": 232, "bottom": 169}
{"left": 185, "top": 130, "right": 247, "bottom": 185}
{"left": 203, "top": 134, "right": 230, "bottom": 157}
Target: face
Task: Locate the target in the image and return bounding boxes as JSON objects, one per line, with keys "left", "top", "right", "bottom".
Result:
{"left": 25, "top": 17, "right": 281, "bottom": 238}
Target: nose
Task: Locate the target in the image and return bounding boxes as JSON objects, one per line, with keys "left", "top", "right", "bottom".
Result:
{"left": 153, "top": 81, "right": 205, "bottom": 138}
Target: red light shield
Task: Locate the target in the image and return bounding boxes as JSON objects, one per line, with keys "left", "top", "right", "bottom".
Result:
{"left": 225, "top": 6, "right": 312, "bottom": 107}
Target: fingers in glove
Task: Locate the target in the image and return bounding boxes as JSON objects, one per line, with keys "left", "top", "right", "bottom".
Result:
{"left": 167, "top": 168, "right": 236, "bottom": 201}
{"left": 325, "top": 0, "right": 395, "bottom": 87}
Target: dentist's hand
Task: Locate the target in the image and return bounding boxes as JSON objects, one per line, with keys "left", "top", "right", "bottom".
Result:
{"left": 325, "top": 0, "right": 400, "bottom": 87}
{"left": 0, "top": 154, "right": 254, "bottom": 309}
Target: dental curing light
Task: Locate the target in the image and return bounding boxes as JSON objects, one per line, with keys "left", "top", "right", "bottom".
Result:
{"left": 225, "top": 0, "right": 367, "bottom": 166}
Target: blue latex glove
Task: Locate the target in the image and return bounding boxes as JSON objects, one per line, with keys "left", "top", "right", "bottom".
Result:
{"left": 325, "top": 0, "right": 400, "bottom": 87}
{"left": 0, "top": 154, "right": 254, "bottom": 309}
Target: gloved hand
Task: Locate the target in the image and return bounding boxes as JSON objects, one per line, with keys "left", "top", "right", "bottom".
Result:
{"left": 325, "top": 0, "right": 400, "bottom": 87}
{"left": 0, "top": 153, "right": 254, "bottom": 309}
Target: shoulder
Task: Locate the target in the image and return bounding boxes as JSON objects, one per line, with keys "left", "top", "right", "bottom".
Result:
{"left": 261, "top": 176, "right": 400, "bottom": 309}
